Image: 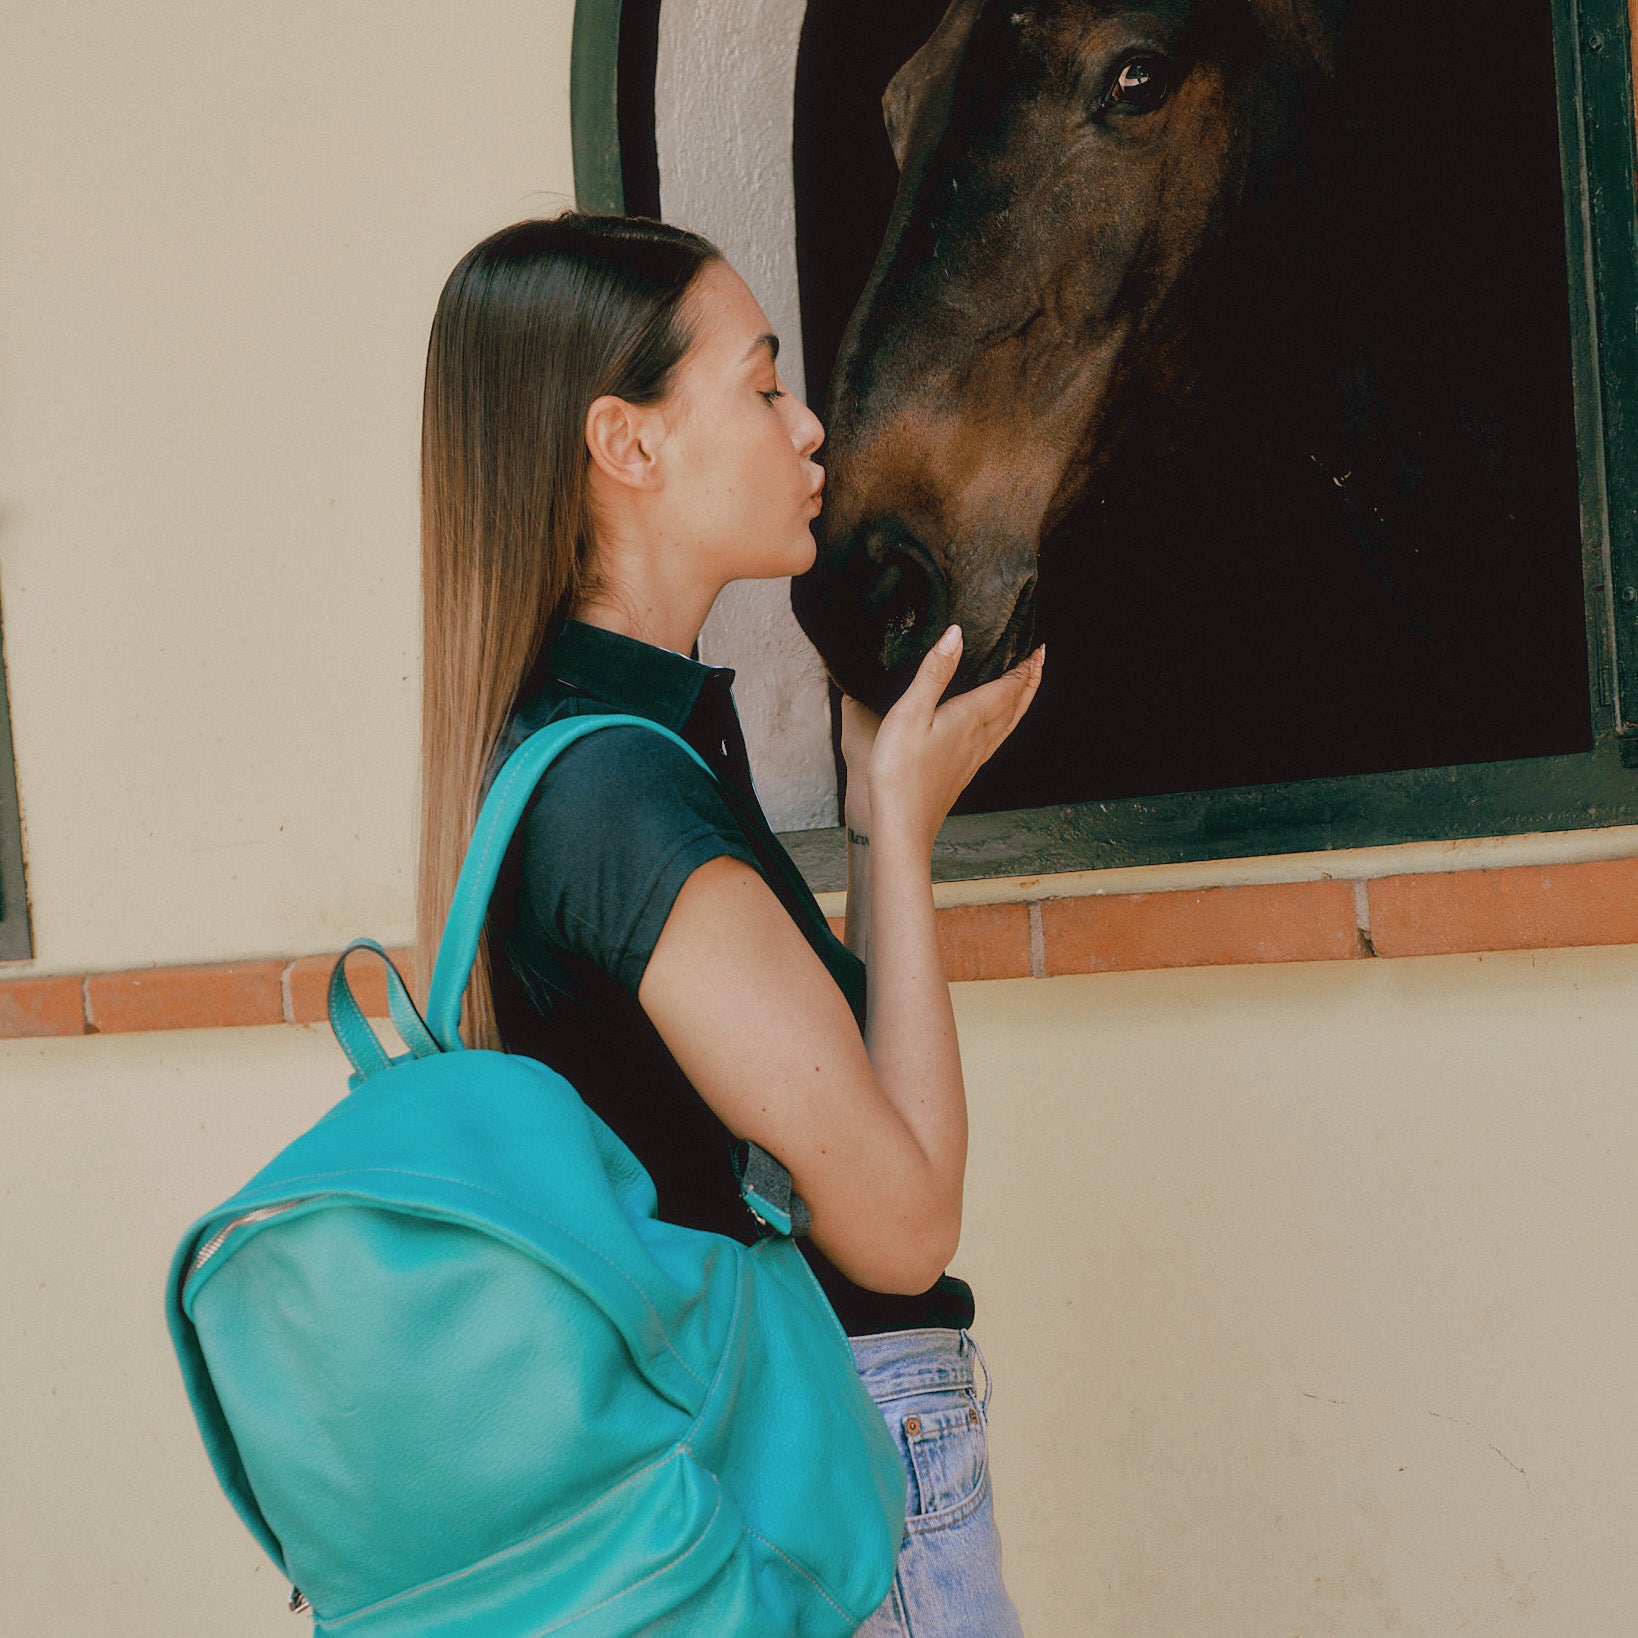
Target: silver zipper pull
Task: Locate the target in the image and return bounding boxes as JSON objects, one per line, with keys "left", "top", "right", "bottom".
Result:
{"left": 289, "top": 1586, "right": 311, "bottom": 1614}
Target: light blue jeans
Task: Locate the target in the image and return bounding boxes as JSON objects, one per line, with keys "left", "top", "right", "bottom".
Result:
{"left": 849, "top": 1327, "right": 1025, "bottom": 1636}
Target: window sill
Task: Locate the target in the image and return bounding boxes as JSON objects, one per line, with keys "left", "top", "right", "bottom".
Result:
{"left": 806, "top": 824, "right": 1638, "bottom": 981}
{"left": 3, "top": 827, "right": 1637, "bottom": 1038}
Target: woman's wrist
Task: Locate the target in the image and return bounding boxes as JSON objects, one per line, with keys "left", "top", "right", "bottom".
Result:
{"left": 862, "top": 801, "right": 934, "bottom": 867}
{"left": 844, "top": 780, "right": 871, "bottom": 835}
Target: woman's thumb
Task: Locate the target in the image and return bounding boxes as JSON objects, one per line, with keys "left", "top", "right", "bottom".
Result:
{"left": 897, "top": 622, "right": 962, "bottom": 714}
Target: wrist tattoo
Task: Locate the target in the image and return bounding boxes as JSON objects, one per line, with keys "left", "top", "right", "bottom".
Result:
{"left": 846, "top": 824, "right": 870, "bottom": 848}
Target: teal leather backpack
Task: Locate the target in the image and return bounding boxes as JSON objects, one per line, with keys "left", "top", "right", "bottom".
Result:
{"left": 165, "top": 713, "right": 908, "bottom": 1636}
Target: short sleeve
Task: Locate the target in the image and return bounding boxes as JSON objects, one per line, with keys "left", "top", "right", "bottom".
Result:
{"left": 508, "top": 725, "right": 761, "bottom": 996}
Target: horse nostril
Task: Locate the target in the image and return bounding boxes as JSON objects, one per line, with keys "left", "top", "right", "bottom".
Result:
{"left": 1017, "top": 574, "right": 1038, "bottom": 634}
{"left": 997, "top": 574, "right": 1039, "bottom": 669}
{"left": 861, "top": 525, "right": 948, "bottom": 674}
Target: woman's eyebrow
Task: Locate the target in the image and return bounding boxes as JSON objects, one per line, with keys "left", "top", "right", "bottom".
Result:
{"left": 739, "top": 332, "right": 780, "bottom": 366}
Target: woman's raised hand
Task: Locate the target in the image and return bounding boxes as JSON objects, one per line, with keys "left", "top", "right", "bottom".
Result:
{"left": 851, "top": 625, "right": 1044, "bottom": 857}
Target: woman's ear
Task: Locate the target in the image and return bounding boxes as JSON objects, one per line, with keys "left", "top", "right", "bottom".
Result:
{"left": 586, "top": 395, "right": 665, "bottom": 490}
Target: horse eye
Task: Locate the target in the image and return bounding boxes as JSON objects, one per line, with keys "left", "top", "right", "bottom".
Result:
{"left": 1106, "top": 54, "right": 1172, "bottom": 113}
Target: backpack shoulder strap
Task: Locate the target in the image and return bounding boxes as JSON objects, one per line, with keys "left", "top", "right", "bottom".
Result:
{"left": 427, "top": 713, "right": 715, "bottom": 1051}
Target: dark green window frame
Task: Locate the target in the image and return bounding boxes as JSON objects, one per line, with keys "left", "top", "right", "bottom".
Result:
{"left": 0, "top": 608, "right": 30, "bottom": 960}
{"left": 572, "top": 0, "right": 1638, "bottom": 893}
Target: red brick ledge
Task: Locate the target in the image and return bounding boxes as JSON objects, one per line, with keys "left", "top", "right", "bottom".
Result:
{"left": 0, "top": 950, "right": 413, "bottom": 1040}
{"left": 3, "top": 854, "right": 1637, "bottom": 1040}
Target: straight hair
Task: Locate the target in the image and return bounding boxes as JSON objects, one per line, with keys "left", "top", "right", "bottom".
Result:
{"left": 417, "top": 210, "right": 722, "bottom": 1047}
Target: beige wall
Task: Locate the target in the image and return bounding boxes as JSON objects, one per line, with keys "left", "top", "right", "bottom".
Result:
{"left": 7, "top": 944, "right": 1637, "bottom": 1634}
{"left": 5, "top": 3, "right": 1638, "bottom": 1635}
{"left": 0, "top": 0, "right": 575, "bottom": 976}
{"left": 955, "top": 947, "right": 1638, "bottom": 1636}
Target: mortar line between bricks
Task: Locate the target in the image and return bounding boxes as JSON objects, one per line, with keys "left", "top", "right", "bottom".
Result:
{"left": 1027, "top": 902, "right": 1046, "bottom": 979}
{"left": 1352, "top": 879, "right": 1378, "bottom": 957}
{"left": 279, "top": 961, "right": 295, "bottom": 1025}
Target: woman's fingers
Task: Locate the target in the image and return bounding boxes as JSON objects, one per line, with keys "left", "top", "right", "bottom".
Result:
{"left": 1001, "top": 644, "right": 1045, "bottom": 739}
{"left": 838, "top": 690, "right": 883, "bottom": 780}
{"left": 938, "top": 642, "right": 1044, "bottom": 754}
{"left": 839, "top": 689, "right": 886, "bottom": 733}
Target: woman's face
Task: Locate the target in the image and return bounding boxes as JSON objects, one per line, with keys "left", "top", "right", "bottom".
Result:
{"left": 656, "top": 259, "right": 826, "bottom": 583}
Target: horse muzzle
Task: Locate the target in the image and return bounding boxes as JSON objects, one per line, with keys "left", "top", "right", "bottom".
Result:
{"left": 792, "top": 517, "right": 1038, "bottom": 714}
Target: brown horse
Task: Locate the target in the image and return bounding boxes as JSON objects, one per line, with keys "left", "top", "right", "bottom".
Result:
{"left": 791, "top": 0, "right": 1350, "bottom": 711}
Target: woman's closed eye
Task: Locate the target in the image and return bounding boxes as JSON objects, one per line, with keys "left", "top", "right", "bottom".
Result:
{"left": 759, "top": 385, "right": 786, "bottom": 405}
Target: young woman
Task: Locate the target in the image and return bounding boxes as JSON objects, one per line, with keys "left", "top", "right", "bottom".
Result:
{"left": 417, "top": 211, "right": 1043, "bottom": 1635}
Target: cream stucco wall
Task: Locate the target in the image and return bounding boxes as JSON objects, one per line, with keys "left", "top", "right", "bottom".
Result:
{"left": 0, "top": 0, "right": 577, "bottom": 976}
{"left": 953, "top": 948, "right": 1638, "bottom": 1636}
{"left": 5, "top": 3, "right": 1638, "bottom": 1635}
{"left": 7, "top": 945, "right": 1638, "bottom": 1634}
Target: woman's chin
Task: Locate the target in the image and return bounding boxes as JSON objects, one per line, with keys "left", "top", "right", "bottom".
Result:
{"left": 737, "top": 528, "right": 817, "bottom": 581}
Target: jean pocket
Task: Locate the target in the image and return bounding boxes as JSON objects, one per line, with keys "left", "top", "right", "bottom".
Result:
{"left": 900, "top": 1386, "right": 988, "bottom": 1528}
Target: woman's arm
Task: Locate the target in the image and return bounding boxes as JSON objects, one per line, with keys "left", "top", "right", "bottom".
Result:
{"left": 842, "top": 818, "right": 870, "bottom": 964}
{"left": 640, "top": 850, "right": 959, "bottom": 1293}
{"left": 839, "top": 690, "right": 880, "bottom": 965}
{"left": 638, "top": 628, "right": 1043, "bottom": 1294}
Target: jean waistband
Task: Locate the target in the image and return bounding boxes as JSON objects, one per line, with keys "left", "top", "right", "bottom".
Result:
{"left": 848, "top": 1325, "right": 992, "bottom": 1412}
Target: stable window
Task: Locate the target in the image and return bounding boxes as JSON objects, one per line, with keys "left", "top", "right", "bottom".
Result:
{"left": 572, "top": 0, "right": 1638, "bottom": 893}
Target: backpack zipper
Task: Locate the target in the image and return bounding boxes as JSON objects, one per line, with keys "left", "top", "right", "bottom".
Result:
{"left": 183, "top": 1206, "right": 323, "bottom": 1625}
{"left": 185, "top": 1200, "right": 319, "bottom": 1285}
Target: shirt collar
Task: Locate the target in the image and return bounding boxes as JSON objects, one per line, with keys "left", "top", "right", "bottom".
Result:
{"left": 528, "top": 616, "right": 737, "bottom": 734}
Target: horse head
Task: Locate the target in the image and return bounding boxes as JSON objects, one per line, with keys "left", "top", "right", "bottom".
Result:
{"left": 792, "top": 0, "right": 1346, "bottom": 713}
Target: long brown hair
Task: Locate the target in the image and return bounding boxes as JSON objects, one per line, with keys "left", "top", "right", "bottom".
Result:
{"left": 417, "top": 211, "right": 721, "bottom": 1047}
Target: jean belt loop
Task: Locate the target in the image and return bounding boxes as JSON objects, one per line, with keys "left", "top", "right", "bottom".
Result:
{"left": 961, "top": 1328, "right": 993, "bottom": 1415}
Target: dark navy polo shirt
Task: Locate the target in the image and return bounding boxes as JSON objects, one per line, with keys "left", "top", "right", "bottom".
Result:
{"left": 481, "top": 616, "right": 976, "bottom": 1338}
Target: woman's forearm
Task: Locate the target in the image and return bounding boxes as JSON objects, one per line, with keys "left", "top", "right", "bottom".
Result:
{"left": 857, "top": 814, "right": 967, "bottom": 1259}
{"left": 825, "top": 632, "right": 1039, "bottom": 1285}
{"left": 843, "top": 820, "right": 871, "bottom": 963}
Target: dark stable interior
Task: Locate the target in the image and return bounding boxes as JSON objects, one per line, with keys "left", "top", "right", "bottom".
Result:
{"left": 793, "top": 0, "right": 1593, "bottom": 815}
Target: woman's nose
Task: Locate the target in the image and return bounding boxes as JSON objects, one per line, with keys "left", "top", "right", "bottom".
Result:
{"left": 795, "top": 401, "right": 825, "bottom": 460}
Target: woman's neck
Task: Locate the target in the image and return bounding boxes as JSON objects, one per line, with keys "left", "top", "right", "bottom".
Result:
{"left": 571, "top": 544, "right": 722, "bottom": 658}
